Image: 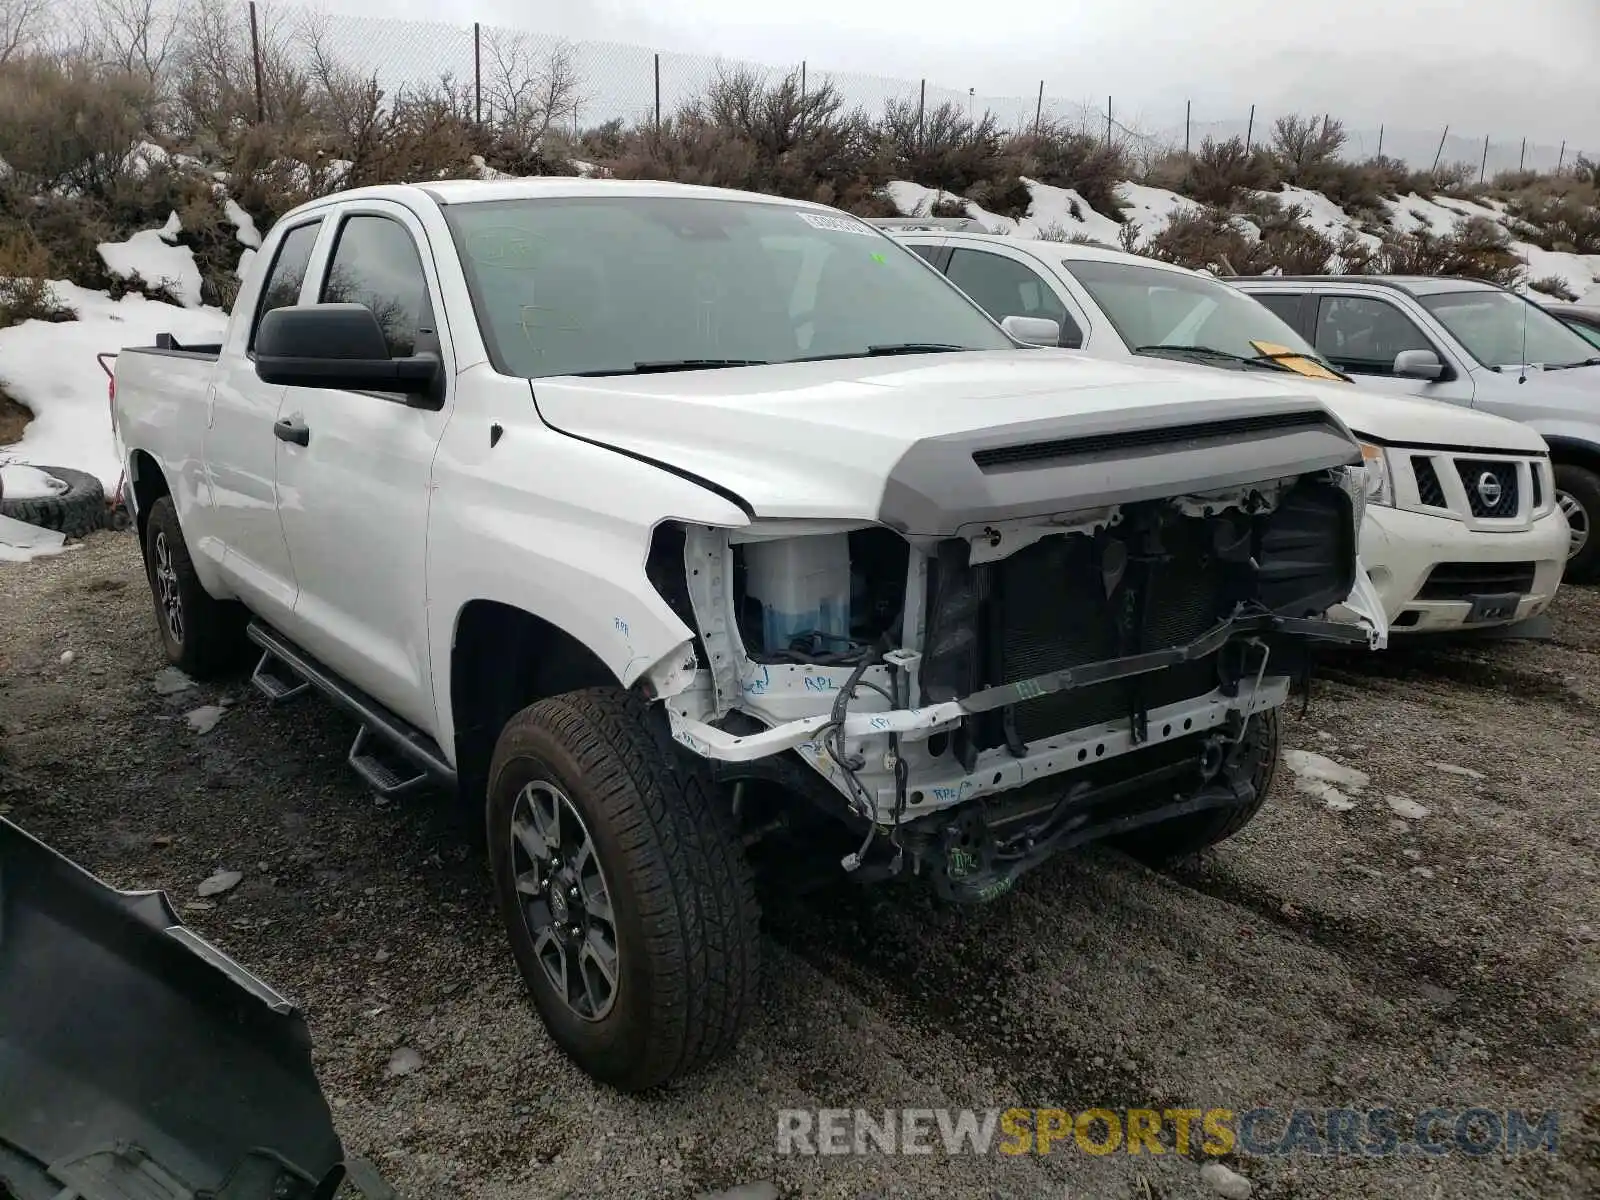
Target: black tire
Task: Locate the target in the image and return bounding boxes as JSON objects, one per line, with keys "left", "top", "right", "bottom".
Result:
{"left": 1554, "top": 462, "right": 1600, "bottom": 584}
{"left": 141, "top": 496, "right": 250, "bottom": 678}
{"left": 486, "top": 687, "right": 760, "bottom": 1092}
{"left": 1117, "top": 708, "right": 1281, "bottom": 863}
{"left": 0, "top": 466, "right": 104, "bottom": 538}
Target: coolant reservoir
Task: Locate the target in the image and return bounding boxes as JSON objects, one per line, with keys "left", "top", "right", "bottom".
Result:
{"left": 744, "top": 534, "right": 852, "bottom": 656}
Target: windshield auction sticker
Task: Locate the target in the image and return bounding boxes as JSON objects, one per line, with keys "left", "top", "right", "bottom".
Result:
{"left": 798, "top": 212, "right": 877, "bottom": 237}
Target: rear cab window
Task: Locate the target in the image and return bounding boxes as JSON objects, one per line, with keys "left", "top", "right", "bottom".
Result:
{"left": 249, "top": 220, "right": 322, "bottom": 352}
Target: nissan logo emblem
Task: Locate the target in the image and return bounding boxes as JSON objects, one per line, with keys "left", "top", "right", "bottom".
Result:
{"left": 1476, "top": 471, "right": 1503, "bottom": 509}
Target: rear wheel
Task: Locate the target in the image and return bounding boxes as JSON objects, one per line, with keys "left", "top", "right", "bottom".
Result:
{"left": 486, "top": 687, "right": 760, "bottom": 1091}
{"left": 141, "top": 497, "right": 250, "bottom": 678}
{"left": 1554, "top": 462, "right": 1599, "bottom": 583}
{"left": 1117, "top": 709, "right": 1281, "bottom": 863}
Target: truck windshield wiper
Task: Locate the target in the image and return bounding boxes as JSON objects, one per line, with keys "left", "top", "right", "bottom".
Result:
{"left": 572, "top": 358, "right": 769, "bottom": 376}
{"left": 789, "top": 343, "right": 970, "bottom": 364}
{"left": 1133, "top": 344, "right": 1310, "bottom": 376}
{"left": 1547, "top": 357, "right": 1600, "bottom": 371}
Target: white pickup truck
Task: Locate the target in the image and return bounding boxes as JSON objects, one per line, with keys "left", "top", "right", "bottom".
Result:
{"left": 111, "top": 179, "right": 1385, "bottom": 1090}
{"left": 879, "top": 225, "right": 1573, "bottom": 634}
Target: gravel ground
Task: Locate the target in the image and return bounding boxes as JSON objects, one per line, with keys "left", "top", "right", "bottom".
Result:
{"left": 2, "top": 530, "right": 1597, "bottom": 1200}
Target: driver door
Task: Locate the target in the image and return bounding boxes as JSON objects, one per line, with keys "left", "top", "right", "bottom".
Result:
{"left": 1310, "top": 293, "right": 1475, "bottom": 405}
{"left": 270, "top": 202, "right": 455, "bottom": 731}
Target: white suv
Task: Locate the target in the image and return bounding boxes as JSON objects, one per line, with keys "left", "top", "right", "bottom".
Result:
{"left": 883, "top": 226, "right": 1571, "bottom": 635}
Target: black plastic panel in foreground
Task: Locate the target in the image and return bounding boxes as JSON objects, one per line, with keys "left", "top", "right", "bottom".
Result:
{"left": 878, "top": 396, "right": 1360, "bottom": 538}
{"left": 0, "top": 818, "right": 345, "bottom": 1200}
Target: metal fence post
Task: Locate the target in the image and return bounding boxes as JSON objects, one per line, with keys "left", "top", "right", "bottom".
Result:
{"left": 1105, "top": 95, "right": 1111, "bottom": 144}
{"left": 1431, "top": 125, "right": 1449, "bottom": 175}
{"left": 653, "top": 54, "right": 661, "bottom": 135}
{"left": 473, "top": 22, "right": 482, "bottom": 126}
{"left": 248, "top": 1, "right": 264, "bottom": 124}
{"left": 917, "top": 79, "right": 925, "bottom": 152}
{"left": 799, "top": 61, "right": 806, "bottom": 142}
{"left": 1034, "top": 81, "right": 1043, "bottom": 137}
{"left": 1377, "top": 124, "right": 1384, "bottom": 158}
{"left": 1184, "top": 99, "right": 1191, "bottom": 155}
{"left": 1558, "top": 140, "right": 1566, "bottom": 171}
{"left": 1479, "top": 134, "right": 1489, "bottom": 184}
{"left": 1519, "top": 138, "right": 1526, "bottom": 172}
{"left": 1245, "top": 104, "right": 1254, "bottom": 152}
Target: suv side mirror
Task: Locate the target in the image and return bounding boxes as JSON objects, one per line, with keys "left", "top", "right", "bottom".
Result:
{"left": 1001, "top": 314, "right": 1062, "bottom": 347}
{"left": 255, "top": 304, "right": 442, "bottom": 405}
{"left": 1393, "top": 348, "right": 1444, "bottom": 381}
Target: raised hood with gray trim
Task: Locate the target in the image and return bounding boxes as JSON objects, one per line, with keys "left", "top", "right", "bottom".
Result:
{"left": 528, "top": 349, "right": 1362, "bottom": 533}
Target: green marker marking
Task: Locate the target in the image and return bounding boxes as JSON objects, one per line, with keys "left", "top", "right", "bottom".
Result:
{"left": 871, "top": 252, "right": 887, "bottom": 263}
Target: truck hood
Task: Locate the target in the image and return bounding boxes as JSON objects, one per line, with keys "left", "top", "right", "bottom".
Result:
{"left": 1275, "top": 378, "right": 1548, "bottom": 453}
{"left": 530, "top": 350, "right": 1363, "bottom": 534}
{"left": 1125, "top": 355, "right": 1549, "bottom": 453}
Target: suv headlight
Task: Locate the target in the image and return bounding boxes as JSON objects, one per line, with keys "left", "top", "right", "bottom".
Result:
{"left": 1359, "top": 442, "right": 1393, "bottom": 507}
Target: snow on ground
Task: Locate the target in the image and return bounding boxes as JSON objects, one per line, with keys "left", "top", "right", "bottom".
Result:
{"left": 887, "top": 179, "right": 1123, "bottom": 244}
{"left": 222, "top": 197, "right": 262, "bottom": 248}
{"left": 1283, "top": 748, "right": 1371, "bottom": 812}
{"left": 1114, "top": 182, "right": 1202, "bottom": 239}
{"left": 0, "top": 283, "right": 227, "bottom": 490}
{"left": 1258, "top": 185, "right": 1384, "bottom": 252}
{"left": 0, "top": 464, "right": 66, "bottom": 500}
{"left": 97, "top": 212, "right": 203, "bottom": 308}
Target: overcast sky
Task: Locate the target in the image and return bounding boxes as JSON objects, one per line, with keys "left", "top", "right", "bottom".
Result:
{"left": 313, "top": 0, "right": 1599, "bottom": 154}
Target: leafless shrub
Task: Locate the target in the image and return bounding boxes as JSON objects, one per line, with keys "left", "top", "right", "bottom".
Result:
{"left": 0, "top": 0, "right": 48, "bottom": 64}
{"left": 0, "top": 231, "right": 75, "bottom": 327}
{"left": 1529, "top": 274, "right": 1579, "bottom": 302}
{"left": 1184, "top": 135, "right": 1276, "bottom": 206}
{"left": 1270, "top": 114, "right": 1347, "bottom": 187}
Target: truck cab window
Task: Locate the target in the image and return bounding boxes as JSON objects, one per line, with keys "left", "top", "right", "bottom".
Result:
{"left": 249, "top": 220, "right": 321, "bottom": 351}
{"left": 320, "top": 216, "right": 431, "bottom": 358}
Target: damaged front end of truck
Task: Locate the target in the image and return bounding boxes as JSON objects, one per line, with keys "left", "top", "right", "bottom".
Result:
{"left": 643, "top": 401, "right": 1387, "bottom": 902}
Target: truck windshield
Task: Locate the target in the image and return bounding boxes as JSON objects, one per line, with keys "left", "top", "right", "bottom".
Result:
{"left": 442, "top": 195, "right": 1015, "bottom": 378}
{"left": 1061, "top": 259, "right": 1339, "bottom": 374}
{"left": 1417, "top": 289, "right": 1600, "bottom": 370}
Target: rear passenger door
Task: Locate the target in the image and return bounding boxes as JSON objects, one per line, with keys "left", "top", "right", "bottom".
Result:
{"left": 271, "top": 203, "right": 455, "bottom": 730}
{"left": 943, "top": 247, "right": 1085, "bottom": 348}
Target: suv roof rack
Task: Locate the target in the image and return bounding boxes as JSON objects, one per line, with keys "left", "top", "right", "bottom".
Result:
{"left": 865, "top": 217, "right": 992, "bottom": 233}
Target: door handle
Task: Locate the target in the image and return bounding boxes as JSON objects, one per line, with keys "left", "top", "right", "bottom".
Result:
{"left": 274, "top": 417, "right": 310, "bottom": 446}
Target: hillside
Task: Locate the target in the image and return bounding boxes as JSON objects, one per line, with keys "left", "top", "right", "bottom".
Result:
{"left": 2, "top": 36, "right": 1598, "bottom": 500}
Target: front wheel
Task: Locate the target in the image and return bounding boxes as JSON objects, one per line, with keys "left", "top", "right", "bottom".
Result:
{"left": 1117, "top": 708, "right": 1281, "bottom": 863}
{"left": 1554, "top": 462, "right": 1599, "bottom": 583}
{"left": 486, "top": 688, "right": 760, "bottom": 1092}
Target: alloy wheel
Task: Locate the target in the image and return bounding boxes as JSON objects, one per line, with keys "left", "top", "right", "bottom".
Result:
{"left": 508, "top": 780, "right": 620, "bottom": 1021}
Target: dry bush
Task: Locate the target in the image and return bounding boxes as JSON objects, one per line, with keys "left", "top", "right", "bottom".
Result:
{"left": 1269, "top": 114, "right": 1346, "bottom": 188}
{"left": 1370, "top": 216, "right": 1524, "bottom": 286}
{"left": 1007, "top": 120, "right": 1128, "bottom": 217}
{"left": 1318, "top": 155, "right": 1412, "bottom": 214}
{"left": 1143, "top": 208, "right": 1256, "bottom": 273}
{"left": 1492, "top": 170, "right": 1600, "bottom": 254}
{"left": 1183, "top": 135, "right": 1276, "bottom": 206}
{"left": 0, "top": 231, "right": 75, "bottom": 327}
{"left": 1529, "top": 274, "right": 1579, "bottom": 302}
{"left": 0, "top": 0, "right": 49, "bottom": 63}
{"left": 611, "top": 67, "right": 892, "bottom": 213}
{"left": 0, "top": 54, "right": 157, "bottom": 196}
{"left": 1138, "top": 150, "right": 1189, "bottom": 193}
{"left": 881, "top": 98, "right": 1004, "bottom": 196}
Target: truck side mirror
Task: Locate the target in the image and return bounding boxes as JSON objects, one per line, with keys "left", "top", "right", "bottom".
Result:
{"left": 1393, "top": 348, "right": 1444, "bottom": 381}
{"left": 1001, "top": 314, "right": 1062, "bottom": 347}
{"left": 255, "top": 304, "right": 442, "bottom": 406}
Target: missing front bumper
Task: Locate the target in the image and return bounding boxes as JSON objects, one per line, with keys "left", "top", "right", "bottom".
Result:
{"left": 666, "top": 605, "right": 1379, "bottom": 816}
